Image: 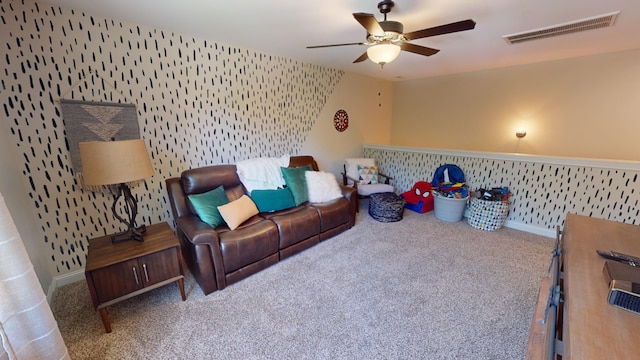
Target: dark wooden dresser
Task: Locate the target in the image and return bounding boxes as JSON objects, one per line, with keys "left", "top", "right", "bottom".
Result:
{"left": 526, "top": 213, "right": 640, "bottom": 359}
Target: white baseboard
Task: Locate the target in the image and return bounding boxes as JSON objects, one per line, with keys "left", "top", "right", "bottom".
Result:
{"left": 460, "top": 206, "right": 555, "bottom": 239}
{"left": 503, "top": 220, "right": 556, "bottom": 238}
{"left": 47, "top": 268, "right": 85, "bottom": 303}
{"left": 461, "top": 211, "right": 557, "bottom": 239}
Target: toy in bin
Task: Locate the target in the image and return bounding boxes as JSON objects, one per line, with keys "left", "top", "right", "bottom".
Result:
{"left": 401, "top": 181, "right": 434, "bottom": 213}
{"left": 473, "top": 187, "right": 511, "bottom": 201}
{"left": 431, "top": 164, "right": 467, "bottom": 198}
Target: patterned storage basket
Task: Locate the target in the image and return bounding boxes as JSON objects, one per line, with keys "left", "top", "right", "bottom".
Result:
{"left": 467, "top": 197, "right": 511, "bottom": 231}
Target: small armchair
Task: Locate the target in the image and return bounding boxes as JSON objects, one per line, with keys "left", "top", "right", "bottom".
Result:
{"left": 342, "top": 158, "right": 394, "bottom": 209}
{"left": 401, "top": 181, "right": 434, "bottom": 213}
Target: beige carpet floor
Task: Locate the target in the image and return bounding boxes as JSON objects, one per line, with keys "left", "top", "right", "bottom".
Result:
{"left": 51, "top": 202, "right": 553, "bottom": 359}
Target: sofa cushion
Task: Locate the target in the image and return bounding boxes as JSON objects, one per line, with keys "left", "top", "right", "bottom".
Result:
{"left": 270, "top": 206, "right": 320, "bottom": 249}
{"left": 308, "top": 197, "right": 351, "bottom": 232}
{"left": 182, "top": 165, "right": 239, "bottom": 195}
{"left": 281, "top": 164, "right": 313, "bottom": 206}
{"left": 218, "top": 220, "right": 280, "bottom": 273}
{"left": 306, "top": 171, "right": 342, "bottom": 203}
{"left": 250, "top": 188, "right": 296, "bottom": 213}
{"left": 217, "top": 195, "right": 259, "bottom": 230}
{"left": 187, "top": 185, "right": 229, "bottom": 228}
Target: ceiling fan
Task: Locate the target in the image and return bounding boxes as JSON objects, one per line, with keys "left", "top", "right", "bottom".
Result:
{"left": 307, "top": 0, "right": 476, "bottom": 67}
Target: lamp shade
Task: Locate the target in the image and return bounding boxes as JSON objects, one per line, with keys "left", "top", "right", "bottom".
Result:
{"left": 366, "top": 44, "right": 401, "bottom": 65}
{"left": 79, "top": 139, "right": 154, "bottom": 186}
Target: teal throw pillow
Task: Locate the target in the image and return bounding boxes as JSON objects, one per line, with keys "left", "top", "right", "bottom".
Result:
{"left": 187, "top": 185, "right": 229, "bottom": 228}
{"left": 281, "top": 164, "right": 313, "bottom": 206}
{"left": 250, "top": 188, "right": 296, "bottom": 213}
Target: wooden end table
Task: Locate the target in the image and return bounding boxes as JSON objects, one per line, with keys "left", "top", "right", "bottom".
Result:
{"left": 85, "top": 222, "right": 186, "bottom": 333}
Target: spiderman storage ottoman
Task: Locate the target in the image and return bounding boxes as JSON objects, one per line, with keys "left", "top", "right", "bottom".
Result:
{"left": 369, "top": 192, "right": 406, "bottom": 222}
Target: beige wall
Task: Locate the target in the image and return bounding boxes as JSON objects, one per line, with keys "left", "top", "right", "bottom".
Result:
{"left": 0, "top": 118, "right": 52, "bottom": 292}
{"left": 390, "top": 48, "right": 640, "bottom": 161}
{"left": 301, "top": 72, "right": 393, "bottom": 176}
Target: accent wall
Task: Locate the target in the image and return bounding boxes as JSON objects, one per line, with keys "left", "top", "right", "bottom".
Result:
{"left": 1, "top": 0, "right": 394, "bottom": 290}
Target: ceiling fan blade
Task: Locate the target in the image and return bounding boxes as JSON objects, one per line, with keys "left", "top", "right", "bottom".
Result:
{"left": 353, "top": 12, "right": 384, "bottom": 36}
{"left": 404, "top": 19, "right": 476, "bottom": 40}
{"left": 400, "top": 43, "right": 440, "bottom": 57}
{"left": 307, "top": 42, "right": 365, "bottom": 49}
{"left": 353, "top": 52, "right": 369, "bottom": 63}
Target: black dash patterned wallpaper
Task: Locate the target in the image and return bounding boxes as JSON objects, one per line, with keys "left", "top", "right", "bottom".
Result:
{"left": 365, "top": 146, "right": 640, "bottom": 233}
{"left": 2, "top": 0, "right": 343, "bottom": 274}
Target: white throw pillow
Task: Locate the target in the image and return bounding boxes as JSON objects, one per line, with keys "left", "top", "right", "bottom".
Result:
{"left": 305, "top": 171, "right": 342, "bottom": 203}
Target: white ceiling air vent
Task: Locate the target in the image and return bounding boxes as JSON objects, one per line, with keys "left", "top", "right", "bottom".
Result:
{"left": 503, "top": 11, "right": 620, "bottom": 44}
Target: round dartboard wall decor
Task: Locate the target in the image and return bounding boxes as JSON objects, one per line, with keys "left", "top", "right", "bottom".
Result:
{"left": 333, "top": 109, "right": 349, "bottom": 132}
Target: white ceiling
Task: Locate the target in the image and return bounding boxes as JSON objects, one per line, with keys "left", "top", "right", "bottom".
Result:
{"left": 44, "top": 0, "right": 640, "bottom": 81}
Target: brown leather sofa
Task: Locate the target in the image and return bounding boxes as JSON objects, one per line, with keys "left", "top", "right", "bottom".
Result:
{"left": 165, "top": 156, "right": 357, "bottom": 295}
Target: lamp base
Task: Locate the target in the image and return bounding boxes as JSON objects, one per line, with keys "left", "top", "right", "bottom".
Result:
{"left": 111, "top": 224, "right": 147, "bottom": 243}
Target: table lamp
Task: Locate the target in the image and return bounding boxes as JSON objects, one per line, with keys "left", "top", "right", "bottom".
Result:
{"left": 79, "top": 139, "right": 154, "bottom": 242}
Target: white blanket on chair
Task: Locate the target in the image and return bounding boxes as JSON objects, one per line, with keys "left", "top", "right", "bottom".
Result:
{"left": 236, "top": 154, "right": 290, "bottom": 193}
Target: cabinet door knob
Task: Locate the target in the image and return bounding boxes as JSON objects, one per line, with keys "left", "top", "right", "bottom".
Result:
{"left": 132, "top": 266, "right": 140, "bottom": 285}
{"left": 142, "top": 263, "right": 150, "bottom": 283}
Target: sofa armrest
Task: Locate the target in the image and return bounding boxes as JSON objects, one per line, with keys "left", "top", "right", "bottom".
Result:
{"left": 176, "top": 215, "right": 220, "bottom": 245}
{"left": 340, "top": 185, "right": 358, "bottom": 226}
{"left": 340, "top": 184, "right": 356, "bottom": 200}
{"left": 175, "top": 215, "right": 225, "bottom": 294}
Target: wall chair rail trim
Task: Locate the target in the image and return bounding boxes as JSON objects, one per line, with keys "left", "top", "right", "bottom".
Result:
{"left": 363, "top": 144, "right": 640, "bottom": 171}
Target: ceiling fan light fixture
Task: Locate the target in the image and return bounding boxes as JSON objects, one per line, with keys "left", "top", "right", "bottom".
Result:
{"left": 367, "top": 43, "right": 401, "bottom": 67}
{"left": 308, "top": 1, "right": 476, "bottom": 67}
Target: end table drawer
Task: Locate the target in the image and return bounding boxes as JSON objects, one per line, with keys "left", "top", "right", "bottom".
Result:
{"left": 138, "top": 247, "right": 181, "bottom": 286}
{"left": 90, "top": 258, "right": 143, "bottom": 303}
